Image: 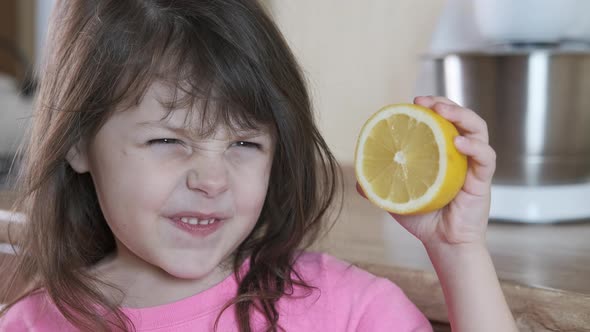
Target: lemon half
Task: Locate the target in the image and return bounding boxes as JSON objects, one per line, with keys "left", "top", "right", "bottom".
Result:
{"left": 354, "top": 103, "right": 467, "bottom": 215}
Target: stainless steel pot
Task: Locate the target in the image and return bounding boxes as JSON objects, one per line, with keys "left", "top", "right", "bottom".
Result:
{"left": 430, "top": 47, "right": 590, "bottom": 185}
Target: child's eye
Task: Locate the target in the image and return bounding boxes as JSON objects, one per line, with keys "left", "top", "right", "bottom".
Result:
{"left": 147, "top": 138, "right": 184, "bottom": 145}
{"left": 232, "top": 141, "right": 261, "bottom": 149}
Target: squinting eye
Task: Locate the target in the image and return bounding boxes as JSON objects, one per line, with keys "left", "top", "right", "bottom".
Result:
{"left": 232, "top": 141, "right": 261, "bottom": 149}
{"left": 147, "top": 138, "right": 184, "bottom": 145}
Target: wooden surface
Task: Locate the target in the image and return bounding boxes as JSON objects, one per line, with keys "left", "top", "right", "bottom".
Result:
{"left": 2, "top": 170, "right": 590, "bottom": 330}
{"left": 357, "top": 264, "right": 590, "bottom": 331}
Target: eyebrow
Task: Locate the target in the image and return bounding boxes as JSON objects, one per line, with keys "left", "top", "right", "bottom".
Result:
{"left": 136, "top": 121, "right": 191, "bottom": 135}
{"left": 135, "top": 120, "right": 268, "bottom": 138}
{"left": 137, "top": 121, "right": 183, "bottom": 129}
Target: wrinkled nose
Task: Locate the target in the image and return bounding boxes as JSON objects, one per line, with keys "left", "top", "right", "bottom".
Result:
{"left": 186, "top": 159, "right": 229, "bottom": 197}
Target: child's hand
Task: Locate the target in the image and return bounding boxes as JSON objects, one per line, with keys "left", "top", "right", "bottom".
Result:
{"left": 357, "top": 96, "right": 496, "bottom": 249}
{"left": 358, "top": 98, "right": 517, "bottom": 332}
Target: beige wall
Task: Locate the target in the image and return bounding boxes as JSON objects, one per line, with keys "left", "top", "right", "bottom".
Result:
{"left": 270, "top": 1, "right": 445, "bottom": 164}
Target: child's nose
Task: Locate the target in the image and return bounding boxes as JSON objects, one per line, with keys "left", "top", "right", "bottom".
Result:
{"left": 186, "top": 160, "right": 229, "bottom": 197}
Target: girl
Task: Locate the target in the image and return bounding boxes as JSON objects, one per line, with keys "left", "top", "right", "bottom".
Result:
{"left": 0, "top": 0, "right": 517, "bottom": 331}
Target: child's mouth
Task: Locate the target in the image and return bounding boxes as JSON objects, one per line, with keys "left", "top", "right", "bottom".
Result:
{"left": 169, "top": 217, "right": 224, "bottom": 237}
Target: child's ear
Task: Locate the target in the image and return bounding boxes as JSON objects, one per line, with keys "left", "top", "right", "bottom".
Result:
{"left": 66, "top": 141, "right": 90, "bottom": 173}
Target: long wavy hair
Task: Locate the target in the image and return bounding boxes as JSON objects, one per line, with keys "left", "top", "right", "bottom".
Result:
{"left": 0, "top": 0, "right": 342, "bottom": 331}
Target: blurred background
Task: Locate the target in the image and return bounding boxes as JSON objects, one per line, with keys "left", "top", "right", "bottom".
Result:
{"left": 0, "top": 0, "right": 36, "bottom": 190}
{"left": 268, "top": 0, "right": 590, "bottom": 224}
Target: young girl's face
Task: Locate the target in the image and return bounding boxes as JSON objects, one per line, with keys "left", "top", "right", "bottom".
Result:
{"left": 68, "top": 82, "right": 274, "bottom": 280}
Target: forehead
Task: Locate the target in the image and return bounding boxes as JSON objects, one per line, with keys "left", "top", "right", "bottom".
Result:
{"left": 114, "top": 82, "right": 272, "bottom": 138}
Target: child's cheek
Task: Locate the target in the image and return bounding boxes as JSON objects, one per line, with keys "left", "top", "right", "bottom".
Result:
{"left": 229, "top": 155, "right": 272, "bottom": 216}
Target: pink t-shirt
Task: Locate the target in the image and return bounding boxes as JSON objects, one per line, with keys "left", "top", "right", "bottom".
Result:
{"left": 0, "top": 252, "right": 432, "bottom": 331}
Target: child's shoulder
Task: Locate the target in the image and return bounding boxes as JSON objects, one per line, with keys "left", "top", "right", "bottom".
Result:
{"left": 294, "top": 251, "right": 400, "bottom": 293}
{"left": 1, "top": 290, "right": 47, "bottom": 318}
{"left": 294, "top": 251, "right": 376, "bottom": 281}
{"left": 0, "top": 290, "right": 71, "bottom": 331}
{"left": 290, "top": 251, "right": 432, "bottom": 331}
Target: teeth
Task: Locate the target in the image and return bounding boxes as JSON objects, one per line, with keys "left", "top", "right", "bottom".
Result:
{"left": 178, "top": 217, "right": 217, "bottom": 225}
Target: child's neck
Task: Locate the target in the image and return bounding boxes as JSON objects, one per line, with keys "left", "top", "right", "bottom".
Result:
{"left": 91, "top": 248, "right": 233, "bottom": 308}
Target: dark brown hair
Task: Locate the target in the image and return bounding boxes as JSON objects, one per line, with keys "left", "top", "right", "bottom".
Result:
{"left": 0, "top": 0, "right": 342, "bottom": 331}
